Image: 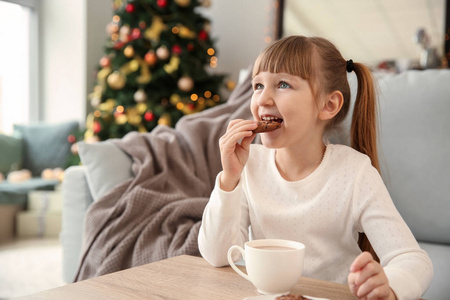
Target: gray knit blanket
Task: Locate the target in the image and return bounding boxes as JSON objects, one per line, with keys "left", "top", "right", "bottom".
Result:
{"left": 74, "top": 68, "right": 257, "bottom": 281}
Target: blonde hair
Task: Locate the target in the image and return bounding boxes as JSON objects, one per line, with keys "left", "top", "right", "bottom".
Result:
{"left": 253, "top": 36, "right": 379, "bottom": 172}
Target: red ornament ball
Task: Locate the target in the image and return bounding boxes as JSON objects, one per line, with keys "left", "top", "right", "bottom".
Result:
{"left": 198, "top": 29, "right": 208, "bottom": 41}
{"left": 130, "top": 28, "right": 141, "bottom": 40}
{"left": 144, "top": 111, "right": 155, "bottom": 122}
{"left": 93, "top": 121, "right": 102, "bottom": 134}
{"left": 157, "top": 0, "right": 168, "bottom": 8}
{"left": 172, "top": 44, "right": 182, "bottom": 55}
{"left": 125, "top": 3, "right": 136, "bottom": 13}
{"left": 67, "top": 134, "right": 76, "bottom": 143}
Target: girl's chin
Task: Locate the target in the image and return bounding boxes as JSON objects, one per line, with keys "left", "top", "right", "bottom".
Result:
{"left": 261, "top": 133, "right": 282, "bottom": 148}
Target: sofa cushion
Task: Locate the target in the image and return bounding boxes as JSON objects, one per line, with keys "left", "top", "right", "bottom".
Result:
{"left": 13, "top": 121, "right": 79, "bottom": 176}
{"left": 0, "top": 134, "right": 23, "bottom": 174}
{"left": 419, "top": 241, "right": 450, "bottom": 299}
{"left": 78, "top": 140, "right": 133, "bottom": 201}
{"left": 333, "top": 70, "right": 450, "bottom": 245}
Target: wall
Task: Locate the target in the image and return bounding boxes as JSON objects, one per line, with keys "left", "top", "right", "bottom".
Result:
{"left": 41, "top": 0, "right": 112, "bottom": 125}
{"left": 198, "top": 0, "right": 274, "bottom": 83}
{"left": 41, "top": 0, "right": 272, "bottom": 123}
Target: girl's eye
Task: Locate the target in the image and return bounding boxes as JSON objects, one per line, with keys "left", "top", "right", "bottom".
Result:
{"left": 254, "top": 83, "right": 264, "bottom": 90}
{"left": 279, "top": 81, "right": 291, "bottom": 89}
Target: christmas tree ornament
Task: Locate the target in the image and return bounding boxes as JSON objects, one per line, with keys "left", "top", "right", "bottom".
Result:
{"left": 115, "top": 113, "right": 128, "bottom": 125}
{"left": 127, "top": 109, "right": 142, "bottom": 125}
{"left": 145, "top": 16, "right": 167, "bottom": 41}
{"left": 136, "top": 102, "right": 148, "bottom": 113}
{"left": 113, "top": 40, "right": 126, "bottom": 50}
{"left": 130, "top": 28, "right": 141, "bottom": 40}
{"left": 125, "top": 3, "right": 136, "bottom": 13}
{"left": 157, "top": 0, "right": 168, "bottom": 8}
{"left": 158, "top": 114, "right": 171, "bottom": 126}
{"left": 156, "top": 45, "right": 170, "bottom": 60}
{"left": 67, "top": 135, "right": 76, "bottom": 143}
{"left": 119, "top": 25, "right": 130, "bottom": 42}
{"left": 138, "top": 125, "right": 147, "bottom": 133}
{"left": 144, "top": 111, "right": 155, "bottom": 122}
{"left": 91, "top": 96, "right": 101, "bottom": 108}
{"left": 100, "top": 56, "right": 111, "bottom": 68}
{"left": 107, "top": 71, "right": 126, "bottom": 89}
{"left": 172, "top": 44, "right": 182, "bottom": 55}
{"left": 163, "top": 56, "right": 180, "bottom": 73}
{"left": 144, "top": 51, "right": 157, "bottom": 65}
{"left": 137, "top": 60, "right": 152, "bottom": 84}
{"left": 177, "top": 76, "right": 194, "bottom": 92}
{"left": 134, "top": 89, "right": 147, "bottom": 102}
{"left": 93, "top": 121, "right": 102, "bottom": 133}
{"left": 175, "top": 0, "right": 190, "bottom": 7}
{"left": 99, "top": 99, "right": 117, "bottom": 112}
{"left": 124, "top": 45, "right": 135, "bottom": 57}
{"left": 170, "top": 93, "right": 181, "bottom": 104}
{"left": 198, "top": 29, "right": 208, "bottom": 41}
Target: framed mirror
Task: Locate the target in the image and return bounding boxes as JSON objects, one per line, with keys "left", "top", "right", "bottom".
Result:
{"left": 277, "top": 0, "right": 449, "bottom": 70}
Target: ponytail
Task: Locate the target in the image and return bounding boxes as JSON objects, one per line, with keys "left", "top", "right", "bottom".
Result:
{"left": 350, "top": 63, "right": 380, "bottom": 172}
{"left": 350, "top": 63, "right": 380, "bottom": 261}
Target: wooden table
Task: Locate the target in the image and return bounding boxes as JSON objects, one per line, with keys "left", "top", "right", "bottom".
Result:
{"left": 18, "top": 255, "right": 356, "bottom": 300}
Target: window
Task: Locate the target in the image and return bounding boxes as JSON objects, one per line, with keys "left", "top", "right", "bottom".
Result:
{"left": 0, "top": 0, "right": 39, "bottom": 134}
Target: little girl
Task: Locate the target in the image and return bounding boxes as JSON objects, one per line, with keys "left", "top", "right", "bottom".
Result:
{"left": 198, "top": 36, "right": 432, "bottom": 299}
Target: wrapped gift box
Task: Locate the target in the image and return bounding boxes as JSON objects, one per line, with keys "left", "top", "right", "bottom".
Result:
{"left": 16, "top": 211, "right": 62, "bottom": 238}
{"left": 28, "top": 187, "right": 62, "bottom": 212}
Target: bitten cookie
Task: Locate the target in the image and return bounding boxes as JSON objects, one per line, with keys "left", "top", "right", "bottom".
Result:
{"left": 252, "top": 120, "right": 281, "bottom": 133}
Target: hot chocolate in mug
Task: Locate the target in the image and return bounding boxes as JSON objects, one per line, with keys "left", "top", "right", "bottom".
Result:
{"left": 227, "top": 239, "right": 305, "bottom": 295}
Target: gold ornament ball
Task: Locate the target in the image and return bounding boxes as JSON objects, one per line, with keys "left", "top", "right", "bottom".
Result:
{"left": 124, "top": 45, "right": 135, "bottom": 58}
{"left": 134, "top": 89, "right": 147, "bottom": 103}
{"left": 175, "top": 0, "right": 191, "bottom": 7}
{"left": 177, "top": 76, "right": 194, "bottom": 92}
{"left": 107, "top": 71, "right": 126, "bottom": 90}
{"left": 156, "top": 45, "right": 170, "bottom": 60}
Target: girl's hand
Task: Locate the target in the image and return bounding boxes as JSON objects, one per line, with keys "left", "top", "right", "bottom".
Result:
{"left": 219, "top": 119, "right": 257, "bottom": 191}
{"left": 348, "top": 252, "right": 397, "bottom": 300}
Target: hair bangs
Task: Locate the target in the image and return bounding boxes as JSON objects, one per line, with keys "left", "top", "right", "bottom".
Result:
{"left": 252, "top": 36, "right": 314, "bottom": 80}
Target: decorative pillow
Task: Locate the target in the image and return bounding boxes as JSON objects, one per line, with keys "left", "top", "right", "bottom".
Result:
{"left": 13, "top": 121, "right": 78, "bottom": 176}
{"left": 0, "top": 133, "right": 23, "bottom": 174}
{"left": 78, "top": 140, "right": 133, "bottom": 201}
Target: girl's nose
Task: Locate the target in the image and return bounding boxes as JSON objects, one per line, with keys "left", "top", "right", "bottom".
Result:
{"left": 258, "top": 89, "right": 275, "bottom": 106}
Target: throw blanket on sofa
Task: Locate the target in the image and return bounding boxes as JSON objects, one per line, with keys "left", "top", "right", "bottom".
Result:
{"left": 75, "top": 68, "right": 258, "bottom": 281}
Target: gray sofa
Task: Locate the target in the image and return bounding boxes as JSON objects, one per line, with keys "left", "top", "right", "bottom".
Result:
{"left": 61, "top": 69, "right": 450, "bottom": 299}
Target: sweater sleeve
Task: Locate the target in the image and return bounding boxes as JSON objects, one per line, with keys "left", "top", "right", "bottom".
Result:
{"left": 352, "top": 158, "right": 433, "bottom": 299}
{"left": 198, "top": 171, "right": 250, "bottom": 267}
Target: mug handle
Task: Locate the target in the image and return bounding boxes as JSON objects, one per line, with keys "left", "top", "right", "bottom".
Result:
{"left": 227, "top": 245, "right": 250, "bottom": 281}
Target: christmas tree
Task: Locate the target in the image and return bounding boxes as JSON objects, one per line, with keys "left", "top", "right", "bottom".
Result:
{"left": 80, "top": 0, "right": 226, "bottom": 145}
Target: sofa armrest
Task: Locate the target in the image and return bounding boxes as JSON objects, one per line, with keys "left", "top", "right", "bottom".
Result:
{"left": 61, "top": 165, "right": 93, "bottom": 283}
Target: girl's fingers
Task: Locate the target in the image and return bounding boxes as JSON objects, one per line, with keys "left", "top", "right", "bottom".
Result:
{"left": 350, "top": 252, "right": 374, "bottom": 272}
{"left": 355, "top": 273, "right": 386, "bottom": 298}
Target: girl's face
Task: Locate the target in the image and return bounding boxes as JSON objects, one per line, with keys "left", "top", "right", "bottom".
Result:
{"left": 251, "top": 71, "right": 323, "bottom": 149}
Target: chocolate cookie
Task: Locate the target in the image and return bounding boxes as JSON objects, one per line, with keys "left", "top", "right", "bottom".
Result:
{"left": 252, "top": 120, "right": 281, "bottom": 133}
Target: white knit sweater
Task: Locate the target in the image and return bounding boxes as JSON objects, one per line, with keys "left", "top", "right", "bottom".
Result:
{"left": 198, "top": 144, "right": 432, "bottom": 299}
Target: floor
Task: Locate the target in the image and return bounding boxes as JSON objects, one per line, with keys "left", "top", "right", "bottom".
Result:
{"left": 0, "top": 238, "right": 67, "bottom": 299}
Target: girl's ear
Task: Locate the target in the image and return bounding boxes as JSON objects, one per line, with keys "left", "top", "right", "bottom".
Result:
{"left": 319, "top": 90, "right": 344, "bottom": 121}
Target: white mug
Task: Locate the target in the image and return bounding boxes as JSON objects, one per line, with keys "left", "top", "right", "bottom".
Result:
{"left": 227, "top": 239, "right": 305, "bottom": 295}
